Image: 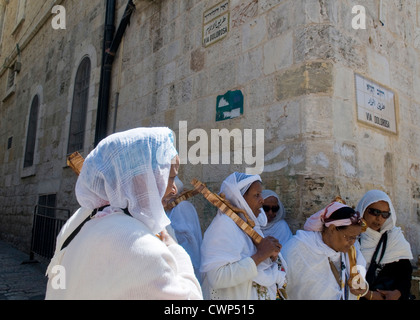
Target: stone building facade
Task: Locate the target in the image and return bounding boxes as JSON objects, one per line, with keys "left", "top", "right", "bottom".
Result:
{"left": 0, "top": 0, "right": 419, "bottom": 263}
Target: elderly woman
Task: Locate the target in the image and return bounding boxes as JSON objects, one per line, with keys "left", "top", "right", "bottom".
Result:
{"left": 45, "top": 128, "right": 202, "bottom": 300}
{"left": 282, "top": 201, "right": 367, "bottom": 300}
{"left": 260, "top": 190, "right": 293, "bottom": 246}
{"left": 356, "top": 190, "right": 413, "bottom": 300}
{"left": 200, "top": 172, "right": 287, "bottom": 300}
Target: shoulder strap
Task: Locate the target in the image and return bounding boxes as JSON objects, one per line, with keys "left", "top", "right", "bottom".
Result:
{"left": 371, "top": 231, "right": 388, "bottom": 265}
{"left": 328, "top": 258, "right": 342, "bottom": 289}
{"left": 60, "top": 205, "right": 131, "bottom": 251}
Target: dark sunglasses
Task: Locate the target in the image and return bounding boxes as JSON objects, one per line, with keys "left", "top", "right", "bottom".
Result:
{"left": 263, "top": 205, "right": 280, "bottom": 213}
{"left": 367, "top": 208, "right": 391, "bottom": 219}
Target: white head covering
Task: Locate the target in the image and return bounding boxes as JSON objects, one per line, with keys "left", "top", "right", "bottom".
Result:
{"left": 261, "top": 190, "right": 286, "bottom": 222}
{"left": 304, "top": 202, "right": 356, "bottom": 232}
{"left": 260, "top": 190, "right": 292, "bottom": 245}
{"left": 356, "top": 190, "right": 413, "bottom": 265}
{"left": 76, "top": 127, "right": 177, "bottom": 234}
{"left": 356, "top": 190, "right": 396, "bottom": 233}
{"left": 220, "top": 172, "right": 267, "bottom": 228}
{"left": 47, "top": 127, "right": 177, "bottom": 276}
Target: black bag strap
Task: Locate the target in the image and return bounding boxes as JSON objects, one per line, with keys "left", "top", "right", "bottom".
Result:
{"left": 60, "top": 206, "right": 131, "bottom": 251}
{"left": 366, "top": 231, "right": 388, "bottom": 284}
{"left": 371, "top": 231, "right": 388, "bottom": 265}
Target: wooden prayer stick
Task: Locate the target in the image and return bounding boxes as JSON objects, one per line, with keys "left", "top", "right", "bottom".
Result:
{"left": 191, "top": 178, "right": 262, "bottom": 244}
{"left": 164, "top": 188, "right": 200, "bottom": 211}
{"left": 67, "top": 151, "right": 84, "bottom": 175}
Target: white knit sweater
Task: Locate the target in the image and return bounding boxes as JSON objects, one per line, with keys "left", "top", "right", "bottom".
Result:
{"left": 45, "top": 212, "right": 202, "bottom": 300}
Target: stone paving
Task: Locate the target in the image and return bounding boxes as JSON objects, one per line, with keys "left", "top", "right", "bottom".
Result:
{"left": 0, "top": 240, "right": 48, "bottom": 300}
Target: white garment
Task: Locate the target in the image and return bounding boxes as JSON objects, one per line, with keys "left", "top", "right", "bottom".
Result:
{"left": 168, "top": 200, "right": 203, "bottom": 283}
{"left": 200, "top": 173, "right": 287, "bottom": 300}
{"left": 355, "top": 190, "right": 413, "bottom": 267}
{"left": 46, "top": 211, "right": 202, "bottom": 299}
{"left": 45, "top": 127, "right": 202, "bottom": 300}
{"left": 282, "top": 230, "right": 366, "bottom": 300}
{"left": 260, "top": 190, "right": 293, "bottom": 245}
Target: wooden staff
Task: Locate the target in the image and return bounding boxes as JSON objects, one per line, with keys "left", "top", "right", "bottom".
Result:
{"left": 191, "top": 178, "right": 262, "bottom": 245}
{"left": 164, "top": 188, "right": 200, "bottom": 211}
{"left": 67, "top": 151, "right": 84, "bottom": 175}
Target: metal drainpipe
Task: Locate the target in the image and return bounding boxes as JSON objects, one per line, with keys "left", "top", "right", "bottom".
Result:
{"left": 94, "top": 0, "right": 136, "bottom": 147}
{"left": 94, "top": 0, "right": 116, "bottom": 147}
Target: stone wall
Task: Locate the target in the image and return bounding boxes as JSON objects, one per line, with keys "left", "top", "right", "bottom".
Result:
{"left": 0, "top": 0, "right": 419, "bottom": 261}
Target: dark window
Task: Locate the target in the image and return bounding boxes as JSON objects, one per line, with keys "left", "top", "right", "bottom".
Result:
{"left": 7, "top": 67, "right": 15, "bottom": 91}
{"left": 24, "top": 95, "right": 39, "bottom": 168}
{"left": 67, "top": 57, "right": 91, "bottom": 154}
{"left": 7, "top": 137, "right": 12, "bottom": 149}
{"left": 38, "top": 194, "right": 57, "bottom": 217}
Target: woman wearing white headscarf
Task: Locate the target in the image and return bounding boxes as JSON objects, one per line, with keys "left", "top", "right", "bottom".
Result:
{"left": 260, "top": 190, "right": 293, "bottom": 246}
{"left": 200, "top": 172, "right": 287, "bottom": 300}
{"left": 356, "top": 190, "right": 413, "bottom": 300}
{"left": 167, "top": 177, "right": 203, "bottom": 284}
{"left": 282, "top": 202, "right": 367, "bottom": 300}
{"left": 45, "top": 128, "right": 202, "bottom": 300}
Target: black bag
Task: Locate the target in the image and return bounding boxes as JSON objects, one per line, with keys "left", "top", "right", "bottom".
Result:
{"left": 365, "top": 232, "right": 395, "bottom": 291}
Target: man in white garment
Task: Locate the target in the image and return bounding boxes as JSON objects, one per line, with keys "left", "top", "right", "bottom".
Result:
{"left": 45, "top": 127, "right": 202, "bottom": 300}
{"left": 200, "top": 172, "right": 287, "bottom": 300}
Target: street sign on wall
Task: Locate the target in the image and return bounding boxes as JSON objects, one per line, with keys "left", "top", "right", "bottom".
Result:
{"left": 355, "top": 73, "right": 397, "bottom": 134}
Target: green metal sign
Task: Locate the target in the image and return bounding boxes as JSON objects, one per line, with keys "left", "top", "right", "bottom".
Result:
{"left": 216, "top": 90, "right": 244, "bottom": 122}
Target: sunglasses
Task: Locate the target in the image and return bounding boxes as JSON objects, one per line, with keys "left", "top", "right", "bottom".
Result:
{"left": 263, "top": 205, "right": 280, "bottom": 213}
{"left": 367, "top": 208, "right": 391, "bottom": 219}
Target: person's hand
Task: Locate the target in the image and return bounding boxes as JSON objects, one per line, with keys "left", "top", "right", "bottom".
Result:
{"left": 159, "top": 228, "right": 177, "bottom": 247}
{"left": 349, "top": 287, "right": 367, "bottom": 297}
{"left": 377, "top": 289, "right": 401, "bottom": 300}
{"left": 251, "top": 236, "right": 281, "bottom": 266}
{"left": 366, "top": 290, "right": 385, "bottom": 300}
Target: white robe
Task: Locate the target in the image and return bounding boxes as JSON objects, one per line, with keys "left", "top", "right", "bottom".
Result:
{"left": 45, "top": 128, "right": 202, "bottom": 300}
{"left": 282, "top": 230, "right": 366, "bottom": 300}
{"left": 200, "top": 173, "right": 287, "bottom": 300}
{"left": 168, "top": 201, "right": 203, "bottom": 283}
{"left": 46, "top": 210, "right": 202, "bottom": 299}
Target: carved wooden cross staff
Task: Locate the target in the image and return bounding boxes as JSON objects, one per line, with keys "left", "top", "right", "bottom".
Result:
{"left": 190, "top": 178, "right": 263, "bottom": 245}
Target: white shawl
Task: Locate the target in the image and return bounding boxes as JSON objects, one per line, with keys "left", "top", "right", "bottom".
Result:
{"left": 260, "top": 190, "right": 293, "bottom": 245}
{"left": 200, "top": 172, "right": 286, "bottom": 300}
{"left": 282, "top": 230, "right": 366, "bottom": 300}
{"left": 356, "top": 190, "right": 413, "bottom": 266}
{"left": 45, "top": 128, "right": 202, "bottom": 299}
